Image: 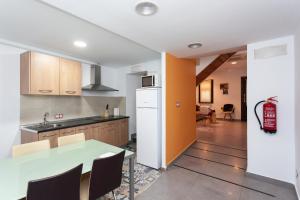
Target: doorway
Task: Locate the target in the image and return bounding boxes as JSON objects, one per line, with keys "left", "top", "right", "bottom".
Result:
{"left": 194, "top": 50, "right": 248, "bottom": 174}
{"left": 241, "top": 76, "right": 247, "bottom": 121}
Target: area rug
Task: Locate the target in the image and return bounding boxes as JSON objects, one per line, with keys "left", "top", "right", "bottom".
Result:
{"left": 104, "top": 159, "right": 161, "bottom": 200}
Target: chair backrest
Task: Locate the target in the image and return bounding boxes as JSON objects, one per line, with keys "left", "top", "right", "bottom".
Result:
{"left": 27, "top": 164, "right": 83, "bottom": 200}
{"left": 57, "top": 133, "right": 85, "bottom": 147}
{"left": 88, "top": 151, "right": 125, "bottom": 200}
{"left": 223, "top": 104, "right": 234, "bottom": 112}
{"left": 12, "top": 140, "right": 50, "bottom": 158}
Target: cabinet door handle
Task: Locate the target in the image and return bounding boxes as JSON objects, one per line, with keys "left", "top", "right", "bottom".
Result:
{"left": 66, "top": 91, "right": 76, "bottom": 94}
{"left": 39, "top": 90, "right": 52, "bottom": 93}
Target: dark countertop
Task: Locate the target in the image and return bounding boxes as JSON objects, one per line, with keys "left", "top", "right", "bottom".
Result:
{"left": 21, "top": 115, "right": 129, "bottom": 133}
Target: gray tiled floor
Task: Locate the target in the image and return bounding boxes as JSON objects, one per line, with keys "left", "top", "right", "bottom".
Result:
{"left": 192, "top": 142, "right": 247, "bottom": 158}
{"left": 184, "top": 148, "right": 247, "bottom": 169}
{"left": 137, "top": 121, "right": 298, "bottom": 200}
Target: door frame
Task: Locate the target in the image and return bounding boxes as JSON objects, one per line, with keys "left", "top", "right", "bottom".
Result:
{"left": 241, "top": 76, "right": 247, "bottom": 121}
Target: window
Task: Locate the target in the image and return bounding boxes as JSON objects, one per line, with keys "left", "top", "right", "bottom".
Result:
{"left": 199, "top": 79, "right": 213, "bottom": 103}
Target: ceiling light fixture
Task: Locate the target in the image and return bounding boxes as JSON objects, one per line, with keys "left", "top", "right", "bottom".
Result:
{"left": 231, "top": 61, "right": 238, "bottom": 65}
{"left": 135, "top": 1, "right": 158, "bottom": 16}
{"left": 73, "top": 40, "right": 87, "bottom": 48}
{"left": 188, "top": 43, "right": 203, "bottom": 49}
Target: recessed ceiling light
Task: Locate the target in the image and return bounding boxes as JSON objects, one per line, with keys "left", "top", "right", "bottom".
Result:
{"left": 135, "top": 1, "right": 158, "bottom": 16}
{"left": 231, "top": 61, "right": 238, "bottom": 65}
{"left": 188, "top": 43, "right": 203, "bottom": 49}
{"left": 73, "top": 40, "right": 87, "bottom": 48}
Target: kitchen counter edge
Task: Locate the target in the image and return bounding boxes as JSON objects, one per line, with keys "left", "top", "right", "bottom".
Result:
{"left": 21, "top": 116, "right": 129, "bottom": 134}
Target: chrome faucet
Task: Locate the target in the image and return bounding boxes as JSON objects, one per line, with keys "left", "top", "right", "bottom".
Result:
{"left": 43, "top": 112, "right": 49, "bottom": 125}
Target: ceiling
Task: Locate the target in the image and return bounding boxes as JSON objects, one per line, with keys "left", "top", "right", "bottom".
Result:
{"left": 221, "top": 60, "right": 247, "bottom": 70}
{"left": 0, "top": 0, "right": 160, "bottom": 67}
{"left": 40, "top": 0, "right": 300, "bottom": 58}
{"left": 220, "top": 51, "right": 247, "bottom": 70}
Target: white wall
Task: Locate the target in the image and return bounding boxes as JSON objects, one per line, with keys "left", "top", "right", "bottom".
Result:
{"left": 0, "top": 44, "right": 25, "bottom": 158}
{"left": 295, "top": 29, "right": 300, "bottom": 195}
{"left": 126, "top": 74, "right": 141, "bottom": 137}
{"left": 123, "top": 59, "right": 161, "bottom": 138}
{"left": 128, "top": 59, "right": 162, "bottom": 76}
{"left": 82, "top": 59, "right": 162, "bottom": 138}
{"left": 200, "top": 64, "right": 247, "bottom": 120}
{"left": 196, "top": 55, "right": 218, "bottom": 104}
{"left": 247, "top": 36, "right": 295, "bottom": 183}
{"left": 196, "top": 55, "right": 218, "bottom": 75}
{"left": 0, "top": 40, "right": 160, "bottom": 158}
{"left": 82, "top": 64, "right": 126, "bottom": 97}
{"left": 81, "top": 59, "right": 161, "bottom": 98}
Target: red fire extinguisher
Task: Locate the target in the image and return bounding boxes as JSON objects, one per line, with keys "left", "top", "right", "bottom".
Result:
{"left": 254, "top": 96, "right": 278, "bottom": 134}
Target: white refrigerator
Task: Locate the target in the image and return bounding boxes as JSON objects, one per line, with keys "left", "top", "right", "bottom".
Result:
{"left": 136, "top": 88, "right": 161, "bottom": 169}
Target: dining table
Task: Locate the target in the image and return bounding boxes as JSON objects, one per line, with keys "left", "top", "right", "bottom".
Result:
{"left": 0, "top": 139, "right": 135, "bottom": 200}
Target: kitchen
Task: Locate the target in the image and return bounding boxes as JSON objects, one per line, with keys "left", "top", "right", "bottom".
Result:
{"left": 0, "top": 44, "right": 162, "bottom": 199}
{"left": 0, "top": 1, "right": 162, "bottom": 199}
{"left": 19, "top": 52, "right": 130, "bottom": 148}
{"left": 2, "top": 0, "right": 300, "bottom": 200}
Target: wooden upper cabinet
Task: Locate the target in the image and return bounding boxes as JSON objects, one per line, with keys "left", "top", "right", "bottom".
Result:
{"left": 59, "top": 58, "right": 82, "bottom": 96}
{"left": 20, "top": 51, "right": 82, "bottom": 96}
{"left": 21, "top": 51, "right": 60, "bottom": 95}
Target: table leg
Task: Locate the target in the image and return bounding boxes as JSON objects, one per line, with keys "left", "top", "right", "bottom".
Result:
{"left": 129, "top": 157, "right": 135, "bottom": 200}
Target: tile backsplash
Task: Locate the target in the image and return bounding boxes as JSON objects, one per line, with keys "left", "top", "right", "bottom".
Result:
{"left": 20, "top": 95, "right": 126, "bottom": 125}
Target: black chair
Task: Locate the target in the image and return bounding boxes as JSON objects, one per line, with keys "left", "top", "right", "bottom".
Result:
{"left": 221, "top": 104, "right": 235, "bottom": 120}
{"left": 88, "top": 151, "right": 125, "bottom": 200}
{"left": 27, "top": 164, "right": 83, "bottom": 200}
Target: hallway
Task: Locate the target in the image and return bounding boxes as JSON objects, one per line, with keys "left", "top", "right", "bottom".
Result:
{"left": 197, "top": 121, "right": 247, "bottom": 150}
{"left": 137, "top": 121, "right": 297, "bottom": 200}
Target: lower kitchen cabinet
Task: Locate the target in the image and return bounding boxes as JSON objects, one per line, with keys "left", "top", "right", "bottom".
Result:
{"left": 59, "top": 127, "right": 76, "bottom": 137}
{"left": 96, "top": 119, "right": 129, "bottom": 146}
{"left": 21, "top": 118, "right": 129, "bottom": 148}
{"left": 119, "top": 119, "right": 129, "bottom": 146}
{"left": 99, "top": 121, "right": 117, "bottom": 145}
{"left": 38, "top": 130, "right": 60, "bottom": 148}
{"left": 76, "top": 125, "right": 93, "bottom": 140}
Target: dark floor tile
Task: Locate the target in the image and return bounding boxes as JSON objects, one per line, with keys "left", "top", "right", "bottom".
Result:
{"left": 185, "top": 148, "right": 247, "bottom": 169}
{"left": 192, "top": 142, "right": 247, "bottom": 158}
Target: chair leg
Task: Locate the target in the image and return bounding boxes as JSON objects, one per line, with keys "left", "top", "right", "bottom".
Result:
{"left": 224, "top": 113, "right": 228, "bottom": 120}
{"left": 112, "top": 190, "right": 116, "bottom": 200}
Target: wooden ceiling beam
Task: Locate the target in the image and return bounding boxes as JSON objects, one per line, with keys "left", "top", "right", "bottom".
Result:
{"left": 196, "top": 52, "right": 236, "bottom": 86}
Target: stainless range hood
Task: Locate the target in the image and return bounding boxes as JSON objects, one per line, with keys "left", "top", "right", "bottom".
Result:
{"left": 82, "top": 65, "right": 118, "bottom": 91}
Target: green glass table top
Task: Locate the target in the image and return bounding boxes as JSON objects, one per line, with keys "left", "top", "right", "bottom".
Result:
{"left": 0, "top": 140, "right": 134, "bottom": 200}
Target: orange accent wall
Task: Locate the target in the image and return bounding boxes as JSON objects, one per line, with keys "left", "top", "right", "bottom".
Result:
{"left": 166, "top": 53, "right": 196, "bottom": 165}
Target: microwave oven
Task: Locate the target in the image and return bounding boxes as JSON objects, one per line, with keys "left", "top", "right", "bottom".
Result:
{"left": 142, "top": 74, "right": 160, "bottom": 87}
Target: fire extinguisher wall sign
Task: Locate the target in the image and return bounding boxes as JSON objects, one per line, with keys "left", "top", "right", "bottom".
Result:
{"left": 254, "top": 97, "right": 278, "bottom": 134}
